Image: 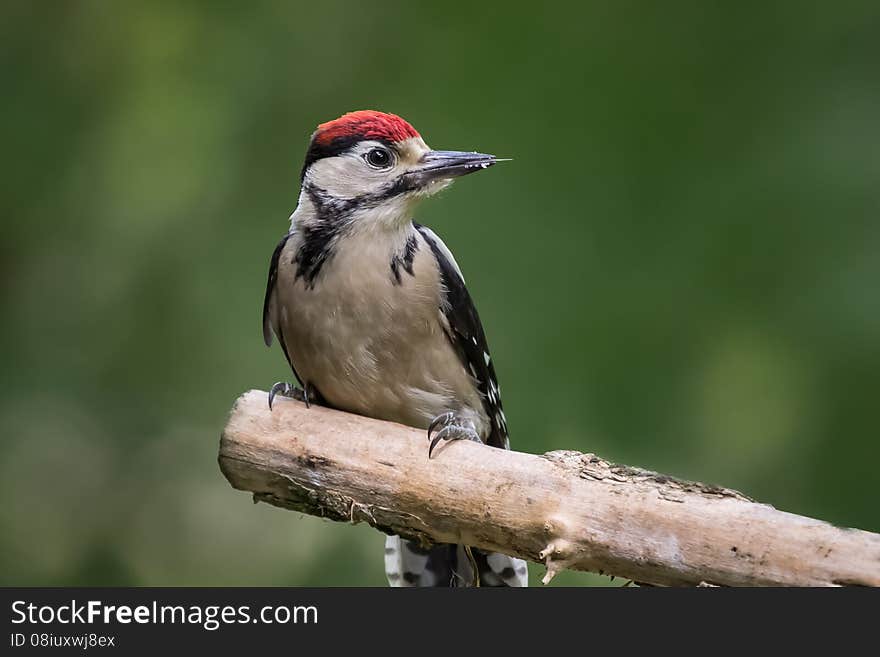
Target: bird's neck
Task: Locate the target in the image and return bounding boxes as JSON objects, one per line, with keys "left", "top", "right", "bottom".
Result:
{"left": 288, "top": 183, "right": 417, "bottom": 287}
{"left": 292, "top": 182, "right": 418, "bottom": 238}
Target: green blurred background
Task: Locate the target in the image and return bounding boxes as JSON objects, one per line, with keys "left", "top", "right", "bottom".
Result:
{"left": 2, "top": 1, "right": 878, "bottom": 586}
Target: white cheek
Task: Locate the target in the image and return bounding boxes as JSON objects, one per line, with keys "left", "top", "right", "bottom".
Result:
{"left": 349, "top": 195, "right": 413, "bottom": 229}
{"left": 413, "top": 178, "right": 453, "bottom": 198}
{"left": 307, "top": 156, "right": 394, "bottom": 199}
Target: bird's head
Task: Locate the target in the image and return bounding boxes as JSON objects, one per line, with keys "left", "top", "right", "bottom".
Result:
{"left": 296, "top": 110, "right": 501, "bottom": 229}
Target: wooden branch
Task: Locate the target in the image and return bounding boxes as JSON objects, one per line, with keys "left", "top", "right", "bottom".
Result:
{"left": 219, "top": 390, "right": 880, "bottom": 587}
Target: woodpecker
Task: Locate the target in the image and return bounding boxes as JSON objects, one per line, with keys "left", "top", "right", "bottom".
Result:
{"left": 262, "top": 110, "right": 527, "bottom": 587}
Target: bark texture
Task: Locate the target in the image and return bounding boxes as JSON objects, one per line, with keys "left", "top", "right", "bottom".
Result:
{"left": 219, "top": 390, "right": 880, "bottom": 586}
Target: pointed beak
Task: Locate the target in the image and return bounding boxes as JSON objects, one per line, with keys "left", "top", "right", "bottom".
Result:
{"left": 404, "top": 150, "right": 504, "bottom": 188}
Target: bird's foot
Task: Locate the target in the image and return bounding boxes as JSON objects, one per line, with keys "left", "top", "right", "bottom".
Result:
{"left": 268, "top": 381, "right": 311, "bottom": 410}
{"left": 427, "top": 411, "right": 482, "bottom": 458}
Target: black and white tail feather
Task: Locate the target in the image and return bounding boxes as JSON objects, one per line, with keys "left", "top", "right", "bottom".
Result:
{"left": 385, "top": 536, "right": 528, "bottom": 587}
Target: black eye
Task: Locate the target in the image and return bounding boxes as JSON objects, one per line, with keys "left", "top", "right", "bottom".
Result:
{"left": 365, "top": 148, "right": 392, "bottom": 168}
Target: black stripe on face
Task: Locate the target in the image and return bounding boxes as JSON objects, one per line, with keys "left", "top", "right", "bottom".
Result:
{"left": 300, "top": 133, "right": 420, "bottom": 205}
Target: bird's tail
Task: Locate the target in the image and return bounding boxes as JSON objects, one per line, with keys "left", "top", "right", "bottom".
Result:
{"left": 384, "top": 535, "right": 528, "bottom": 587}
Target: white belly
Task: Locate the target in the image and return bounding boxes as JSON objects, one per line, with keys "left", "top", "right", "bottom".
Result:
{"left": 273, "top": 230, "right": 486, "bottom": 433}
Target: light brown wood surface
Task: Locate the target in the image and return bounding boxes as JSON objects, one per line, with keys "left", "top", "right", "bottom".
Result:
{"left": 219, "top": 390, "right": 880, "bottom": 586}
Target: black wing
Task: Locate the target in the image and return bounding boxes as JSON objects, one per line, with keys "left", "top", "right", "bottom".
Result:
{"left": 415, "top": 223, "right": 510, "bottom": 449}
{"left": 262, "top": 232, "right": 304, "bottom": 387}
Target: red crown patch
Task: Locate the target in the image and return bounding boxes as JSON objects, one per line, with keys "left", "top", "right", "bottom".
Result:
{"left": 314, "top": 110, "right": 420, "bottom": 145}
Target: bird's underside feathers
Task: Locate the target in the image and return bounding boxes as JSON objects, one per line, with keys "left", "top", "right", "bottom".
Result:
{"left": 262, "top": 224, "right": 520, "bottom": 586}
{"left": 262, "top": 222, "right": 509, "bottom": 450}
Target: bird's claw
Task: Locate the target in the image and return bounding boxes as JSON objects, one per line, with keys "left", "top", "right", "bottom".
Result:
{"left": 268, "top": 381, "right": 310, "bottom": 410}
{"left": 427, "top": 412, "right": 455, "bottom": 437}
{"left": 427, "top": 412, "right": 481, "bottom": 458}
